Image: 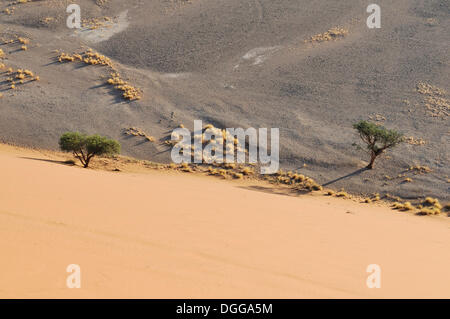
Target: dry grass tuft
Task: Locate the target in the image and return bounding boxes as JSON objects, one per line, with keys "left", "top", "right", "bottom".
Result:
{"left": 416, "top": 82, "right": 449, "bottom": 118}
{"left": 404, "top": 136, "right": 426, "bottom": 146}
{"left": 306, "top": 27, "right": 348, "bottom": 43}
{"left": 123, "top": 127, "right": 154, "bottom": 141}
{"left": 58, "top": 50, "right": 113, "bottom": 67}
{"left": 417, "top": 197, "right": 442, "bottom": 215}
{"left": 241, "top": 167, "right": 254, "bottom": 176}
{"left": 392, "top": 202, "right": 414, "bottom": 211}
{"left": 407, "top": 165, "right": 432, "bottom": 174}
{"left": 232, "top": 172, "right": 244, "bottom": 179}
{"left": 336, "top": 191, "right": 349, "bottom": 198}
{"left": 107, "top": 72, "right": 142, "bottom": 101}
{"left": 57, "top": 50, "right": 143, "bottom": 101}
{"left": 82, "top": 16, "right": 114, "bottom": 30}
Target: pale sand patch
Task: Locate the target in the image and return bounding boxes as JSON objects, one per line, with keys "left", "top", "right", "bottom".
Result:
{"left": 235, "top": 46, "right": 282, "bottom": 69}
{"left": 73, "top": 10, "right": 130, "bottom": 43}
{"left": 0, "top": 146, "right": 449, "bottom": 298}
{"left": 160, "top": 73, "right": 191, "bottom": 79}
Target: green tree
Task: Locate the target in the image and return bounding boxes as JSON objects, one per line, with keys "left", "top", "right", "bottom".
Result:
{"left": 353, "top": 121, "right": 403, "bottom": 169}
{"left": 59, "top": 132, "right": 121, "bottom": 168}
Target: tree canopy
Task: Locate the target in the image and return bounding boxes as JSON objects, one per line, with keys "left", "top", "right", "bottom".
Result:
{"left": 59, "top": 132, "right": 121, "bottom": 168}
{"left": 353, "top": 121, "right": 403, "bottom": 169}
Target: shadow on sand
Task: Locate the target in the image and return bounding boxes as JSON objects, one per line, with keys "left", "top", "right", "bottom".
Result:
{"left": 19, "top": 157, "right": 75, "bottom": 166}
{"left": 237, "top": 185, "right": 311, "bottom": 198}
{"left": 322, "top": 167, "right": 368, "bottom": 187}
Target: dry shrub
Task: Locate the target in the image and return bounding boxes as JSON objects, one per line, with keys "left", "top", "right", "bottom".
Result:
{"left": 306, "top": 27, "right": 349, "bottom": 43}
{"left": 417, "top": 197, "right": 442, "bottom": 215}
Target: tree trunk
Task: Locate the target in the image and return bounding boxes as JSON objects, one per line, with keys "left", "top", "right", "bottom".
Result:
{"left": 367, "top": 152, "right": 377, "bottom": 169}
{"left": 84, "top": 157, "right": 91, "bottom": 168}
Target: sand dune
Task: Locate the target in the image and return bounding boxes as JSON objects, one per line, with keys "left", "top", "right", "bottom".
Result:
{"left": 0, "top": 145, "right": 448, "bottom": 298}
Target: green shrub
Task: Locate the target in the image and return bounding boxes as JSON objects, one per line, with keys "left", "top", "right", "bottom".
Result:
{"left": 353, "top": 121, "right": 403, "bottom": 169}
{"left": 59, "top": 132, "right": 120, "bottom": 168}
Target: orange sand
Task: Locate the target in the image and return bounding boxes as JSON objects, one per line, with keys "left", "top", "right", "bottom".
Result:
{"left": 0, "top": 144, "right": 449, "bottom": 298}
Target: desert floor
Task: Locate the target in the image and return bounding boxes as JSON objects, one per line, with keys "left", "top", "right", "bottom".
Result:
{"left": 1, "top": 0, "right": 448, "bottom": 200}
{"left": 0, "top": 144, "right": 449, "bottom": 298}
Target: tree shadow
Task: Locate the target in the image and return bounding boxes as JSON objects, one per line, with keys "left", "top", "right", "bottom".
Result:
{"left": 237, "top": 185, "right": 310, "bottom": 198}
{"left": 19, "top": 157, "right": 75, "bottom": 166}
{"left": 322, "top": 167, "right": 368, "bottom": 187}
{"left": 154, "top": 148, "right": 171, "bottom": 156}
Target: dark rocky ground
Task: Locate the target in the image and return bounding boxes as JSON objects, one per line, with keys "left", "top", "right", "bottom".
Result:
{"left": 0, "top": 0, "right": 448, "bottom": 200}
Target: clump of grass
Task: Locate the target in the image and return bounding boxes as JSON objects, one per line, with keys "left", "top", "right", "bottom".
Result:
{"left": 4, "top": 67, "right": 39, "bottom": 90}
{"left": 57, "top": 50, "right": 141, "bottom": 101}
{"left": 208, "top": 167, "right": 218, "bottom": 175}
{"left": 417, "top": 197, "right": 442, "bottom": 215}
{"left": 336, "top": 191, "right": 349, "bottom": 198}
{"left": 81, "top": 16, "right": 113, "bottom": 30}
{"left": 124, "top": 127, "right": 153, "bottom": 141}
{"left": 392, "top": 202, "right": 414, "bottom": 211}
{"left": 241, "top": 166, "right": 254, "bottom": 176}
{"left": 292, "top": 173, "right": 305, "bottom": 182}
{"left": 180, "top": 163, "right": 193, "bottom": 172}
{"left": 232, "top": 172, "right": 243, "bottom": 179}
{"left": 416, "top": 82, "right": 449, "bottom": 118}
{"left": 407, "top": 165, "right": 432, "bottom": 174}
{"left": 218, "top": 169, "right": 227, "bottom": 177}
{"left": 273, "top": 170, "right": 322, "bottom": 191}
{"left": 417, "top": 207, "right": 441, "bottom": 216}
{"left": 58, "top": 49, "right": 113, "bottom": 67}
{"left": 305, "top": 179, "right": 322, "bottom": 191}
{"left": 107, "top": 72, "right": 142, "bottom": 101}
{"left": 18, "top": 37, "right": 29, "bottom": 45}
{"left": 306, "top": 27, "right": 349, "bottom": 43}
{"left": 41, "top": 17, "right": 54, "bottom": 25}
{"left": 424, "top": 197, "right": 441, "bottom": 208}
{"left": 404, "top": 136, "right": 426, "bottom": 146}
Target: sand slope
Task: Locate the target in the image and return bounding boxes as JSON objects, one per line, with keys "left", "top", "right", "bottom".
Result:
{"left": 0, "top": 146, "right": 449, "bottom": 298}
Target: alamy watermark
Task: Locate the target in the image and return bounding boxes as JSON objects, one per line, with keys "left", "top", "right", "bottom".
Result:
{"left": 66, "top": 4, "right": 81, "bottom": 29}
{"left": 170, "top": 120, "right": 279, "bottom": 174}
{"left": 66, "top": 264, "right": 81, "bottom": 288}
{"left": 366, "top": 264, "right": 381, "bottom": 288}
{"left": 367, "top": 4, "right": 381, "bottom": 29}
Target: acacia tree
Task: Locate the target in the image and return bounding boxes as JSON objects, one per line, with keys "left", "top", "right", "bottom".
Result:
{"left": 59, "top": 132, "right": 121, "bottom": 168}
{"left": 353, "top": 121, "right": 403, "bottom": 169}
